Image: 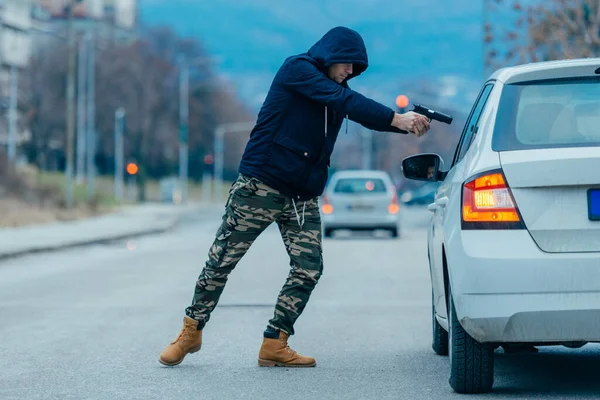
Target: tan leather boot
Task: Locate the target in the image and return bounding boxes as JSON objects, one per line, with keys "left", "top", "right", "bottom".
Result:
{"left": 258, "top": 331, "right": 316, "bottom": 367}
{"left": 159, "top": 316, "right": 202, "bottom": 366}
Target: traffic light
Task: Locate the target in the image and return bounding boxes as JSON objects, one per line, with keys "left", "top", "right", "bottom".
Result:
{"left": 126, "top": 162, "right": 138, "bottom": 175}
{"left": 395, "top": 94, "right": 409, "bottom": 113}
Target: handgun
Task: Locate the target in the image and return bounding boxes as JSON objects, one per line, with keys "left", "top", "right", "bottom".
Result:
{"left": 412, "top": 103, "right": 453, "bottom": 125}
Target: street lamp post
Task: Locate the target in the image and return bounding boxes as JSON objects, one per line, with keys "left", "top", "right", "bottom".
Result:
{"left": 65, "top": 1, "right": 81, "bottom": 209}
{"left": 76, "top": 33, "right": 88, "bottom": 184}
{"left": 177, "top": 55, "right": 189, "bottom": 205}
{"left": 114, "top": 108, "right": 126, "bottom": 202}
{"left": 212, "top": 121, "right": 255, "bottom": 203}
{"left": 176, "top": 55, "right": 218, "bottom": 205}
{"left": 86, "top": 24, "right": 96, "bottom": 200}
{"left": 7, "top": 65, "right": 17, "bottom": 162}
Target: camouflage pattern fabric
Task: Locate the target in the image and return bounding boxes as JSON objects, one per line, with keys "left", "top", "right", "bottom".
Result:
{"left": 185, "top": 174, "right": 323, "bottom": 336}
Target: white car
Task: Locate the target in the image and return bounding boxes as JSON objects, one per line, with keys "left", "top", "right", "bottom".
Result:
{"left": 320, "top": 170, "right": 400, "bottom": 237}
{"left": 402, "top": 58, "right": 600, "bottom": 394}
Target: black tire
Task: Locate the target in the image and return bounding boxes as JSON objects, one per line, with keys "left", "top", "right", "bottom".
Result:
{"left": 448, "top": 287, "right": 494, "bottom": 394}
{"left": 324, "top": 228, "right": 334, "bottom": 238}
{"left": 432, "top": 291, "right": 449, "bottom": 356}
{"left": 390, "top": 228, "right": 399, "bottom": 238}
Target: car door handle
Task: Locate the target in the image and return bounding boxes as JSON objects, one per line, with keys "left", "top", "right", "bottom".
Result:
{"left": 435, "top": 197, "right": 448, "bottom": 208}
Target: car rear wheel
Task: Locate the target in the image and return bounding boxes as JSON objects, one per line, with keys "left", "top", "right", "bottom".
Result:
{"left": 324, "top": 228, "right": 334, "bottom": 238}
{"left": 389, "top": 227, "right": 399, "bottom": 238}
{"left": 448, "top": 286, "right": 494, "bottom": 394}
{"left": 432, "top": 291, "right": 448, "bottom": 356}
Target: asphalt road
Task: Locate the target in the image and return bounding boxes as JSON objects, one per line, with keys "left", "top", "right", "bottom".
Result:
{"left": 1, "top": 205, "right": 599, "bottom": 399}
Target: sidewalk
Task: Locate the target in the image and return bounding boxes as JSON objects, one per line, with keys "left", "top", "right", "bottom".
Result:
{"left": 0, "top": 202, "right": 215, "bottom": 261}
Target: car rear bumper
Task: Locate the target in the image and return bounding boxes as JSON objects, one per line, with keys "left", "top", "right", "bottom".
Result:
{"left": 448, "top": 230, "right": 600, "bottom": 343}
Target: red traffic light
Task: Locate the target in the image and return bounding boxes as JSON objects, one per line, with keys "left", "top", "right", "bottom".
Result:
{"left": 204, "top": 154, "right": 214, "bottom": 165}
{"left": 126, "top": 163, "right": 138, "bottom": 175}
{"left": 396, "top": 95, "right": 409, "bottom": 109}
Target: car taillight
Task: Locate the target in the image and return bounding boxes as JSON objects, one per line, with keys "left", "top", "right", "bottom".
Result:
{"left": 321, "top": 195, "right": 334, "bottom": 214}
{"left": 461, "top": 170, "right": 525, "bottom": 230}
{"left": 388, "top": 192, "right": 400, "bottom": 214}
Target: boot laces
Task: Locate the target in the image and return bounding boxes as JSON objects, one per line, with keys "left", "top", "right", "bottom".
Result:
{"left": 173, "top": 326, "right": 194, "bottom": 345}
{"left": 281, "top": 338, "right": 297, "bottom": 356}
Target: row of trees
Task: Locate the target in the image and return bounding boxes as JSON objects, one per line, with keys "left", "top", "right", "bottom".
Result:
{"left": 18, "top": 26, "right": 253, "bottom": 189}
{"left": 11, "top": 1, "right": 596, "bottom": 196}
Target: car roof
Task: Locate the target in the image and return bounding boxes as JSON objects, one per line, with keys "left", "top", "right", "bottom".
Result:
{"left": 489, "top": 58, "right": 600, "bottom": 84}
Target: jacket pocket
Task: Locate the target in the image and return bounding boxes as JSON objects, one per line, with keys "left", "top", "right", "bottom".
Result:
{"left": 266, "top": 135, "right": 312, "bottom": 187}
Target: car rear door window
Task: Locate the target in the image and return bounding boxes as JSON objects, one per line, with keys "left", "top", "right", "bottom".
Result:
{"left": 493, "top": 78, "right": 600, "bottom": 150}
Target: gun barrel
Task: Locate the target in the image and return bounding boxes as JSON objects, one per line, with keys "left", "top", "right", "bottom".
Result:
{"left": 413, "top": 103, "right": 453, "bottom": 124}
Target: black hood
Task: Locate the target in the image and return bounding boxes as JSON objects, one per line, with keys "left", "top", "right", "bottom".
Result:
{"left": 307, "top": 26, "right": 368, "bottom": 82}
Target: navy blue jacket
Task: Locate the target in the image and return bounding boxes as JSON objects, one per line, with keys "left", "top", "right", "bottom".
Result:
{"left": 238, "top": 26, "right": 406, "bottom": 200}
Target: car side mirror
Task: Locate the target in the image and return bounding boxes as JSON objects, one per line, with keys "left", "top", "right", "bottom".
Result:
{"left": 401, "top": 153, "right": 446, "bottom": 182}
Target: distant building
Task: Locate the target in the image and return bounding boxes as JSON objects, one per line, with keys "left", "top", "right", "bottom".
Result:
{"left": 31, "top": 0, "right": 138, "bottom": 49}
{"left": 35, "top": 0, "right": 137, "bottom": 29}
{"left": 0, "top": 0, "right": 139, "bottom": 157}
{"left": 0, "top": 0, "right": 34, "bottom": 69}
{"left": 0, "top": 0, "right": 34, "bottom": 150}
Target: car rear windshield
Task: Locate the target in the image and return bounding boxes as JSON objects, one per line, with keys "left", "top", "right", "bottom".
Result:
{"left": 333, "top": 178, "right": 388, "bottom": 194}
{"left": 492, "top": 78, "right": 600, "bottom": 151}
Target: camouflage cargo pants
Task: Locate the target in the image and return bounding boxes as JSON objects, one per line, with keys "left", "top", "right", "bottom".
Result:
{"left": 185, "top": 173, "right": 323, "bottom": 336}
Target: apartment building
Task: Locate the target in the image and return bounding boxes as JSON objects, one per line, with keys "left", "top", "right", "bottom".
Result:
{"left": 34, "top": 0, "right": 137, "bottom": 29}
{"left": 0, "top": 0, "right": 34, "bottom": 152}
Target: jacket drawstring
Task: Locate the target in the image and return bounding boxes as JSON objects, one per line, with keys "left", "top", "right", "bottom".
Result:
{"left": 345, "top": 115, "right": 348, "bottom": 134}
{"left": 292, "top": 198, "right": 306, "bottom": 229}
{"left": 325, "top": 106, "right": 328, "bottom": 137}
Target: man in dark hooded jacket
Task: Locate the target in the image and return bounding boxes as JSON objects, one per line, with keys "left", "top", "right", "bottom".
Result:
{"left": 159, "top": 26, "right": 430, "bottom": 368}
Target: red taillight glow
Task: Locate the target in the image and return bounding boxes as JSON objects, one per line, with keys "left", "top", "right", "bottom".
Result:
{"left": 388, "top": 192, "right": 400, "bottom": 214}
{"left": 321, "top": 195, "right": 334, "bottom": 214}
{"left": 322, "top": 204, "right": 334, "bottom": 214}
{"left": 462, "top": 172, "right": 521, "bottom": 223}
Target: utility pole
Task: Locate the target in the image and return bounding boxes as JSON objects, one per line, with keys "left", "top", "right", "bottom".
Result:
{"left": 7, "top": 65, "right": 17, "bottom": 162}
{"left": 360, "top": 128, "right": 372, "bottom": 170}
{"left": 114, "top": 108, "right": 125, "bottom": 202}
{"left": 65, "top": 2, "right": 77, "bottom": 209}
{"left": 178, "top": 55, "right": 189, "bottom": 205}
{"left": 213, "top": 125, "right": 224, "bottom": 203}
{"left": 212, "top": 121, "right": 255, "bottom": 203}
{"left": 76, "top": 34, "right": 87, "bottom": 184}
{"left": 86, "top": 24, "right": 96, "bottom": 199}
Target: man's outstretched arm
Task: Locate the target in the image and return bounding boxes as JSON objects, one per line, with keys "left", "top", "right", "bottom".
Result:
{"left": 281, "top": 58, "right": 429, "bottom": 136}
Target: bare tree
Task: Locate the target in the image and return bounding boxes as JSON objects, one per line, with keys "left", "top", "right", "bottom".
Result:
{"left": 487, "top": 0, "right": 600, "bottom": 69}
{"left": 20, "top": 25, "right": 256, "bottom": 202}
{"left": 21, "top": 41, "right": 70, "bottom": 171}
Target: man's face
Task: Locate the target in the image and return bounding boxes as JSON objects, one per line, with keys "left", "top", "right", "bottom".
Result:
{"left": 328, "top": 63, "right": 353, "bottom": 84}
{"left": 427, "top": 166, "right": 435, "bottom": 180}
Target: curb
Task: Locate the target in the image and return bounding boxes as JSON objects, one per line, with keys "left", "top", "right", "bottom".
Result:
{"left": 0, "top": 214, "right": 182, "bottom": 262}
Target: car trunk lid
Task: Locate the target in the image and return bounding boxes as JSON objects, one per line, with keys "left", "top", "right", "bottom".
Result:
{"left": 500, "top": 147, "right": 600, "bottom": 253}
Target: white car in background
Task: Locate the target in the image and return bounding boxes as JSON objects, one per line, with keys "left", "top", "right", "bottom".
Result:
{"left": 402, "top": 58, "right": 600, "bottom": 394}
{"left": 320, "top": 170, "right": 400, "bottom": 238}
